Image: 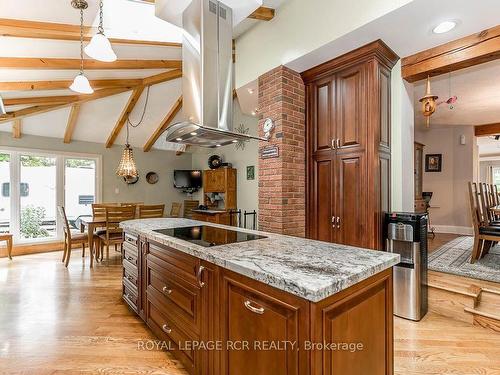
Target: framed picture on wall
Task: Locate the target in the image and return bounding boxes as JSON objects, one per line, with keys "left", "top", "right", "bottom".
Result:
{"left": 425, "top": 154, "right": 442, "bottom": 172}
{"left": 246, "top": 166, "right": 255, "bottom": 180}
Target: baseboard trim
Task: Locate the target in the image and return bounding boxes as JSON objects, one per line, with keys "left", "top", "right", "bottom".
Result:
{"left": 432, "top": 225, "right": 473, "bottom": 236}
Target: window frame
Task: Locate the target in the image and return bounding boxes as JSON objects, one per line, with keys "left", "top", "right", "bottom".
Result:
{"left": 0, "top": 146, "right": 102, "bottom": 244}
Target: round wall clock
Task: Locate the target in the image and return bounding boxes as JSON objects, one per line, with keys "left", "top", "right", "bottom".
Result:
{"left": 208, "top": 155, "right": 222, "bottom": 169}
{"left": 146, "top": 172, "right": 159, "bottom": 184}
{"left": 263, "top": 118, "right": 275, "bottom": 139}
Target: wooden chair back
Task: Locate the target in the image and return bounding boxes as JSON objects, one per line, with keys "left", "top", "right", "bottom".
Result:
{"left": 478, "top": 183, "right": 493, "bottom": 225}
{"left": 183, "top": 200, "right": 199, "bottom": 219}
{"left": 103, "top": 206, "right": 136, "bottom": 239}
{"left": 138, "top": 204, "right": 165, "bottom": 219}
{"left": 170, "top": 202, "right": 182, "bottom": 218}
{"left": 57, "top": 206, "right": 72, "bottom": 240}
{"left": 468, "top": 182, "right": 482, "bottom": 236}
{"left": 491, "top": 184, "right": 499, "bottom": 206}
{"left": 92, "top": 203, "right": 119, "bottom": 220}
{"left": 494, "top": 185, "right": 500, "bottom": 206}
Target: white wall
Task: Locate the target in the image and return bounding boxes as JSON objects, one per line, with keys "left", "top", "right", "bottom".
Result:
{"left": 414, "top": 125, "right": 475, "bottom": 234}
{"left": 391, "top": 60, "right": 415, "bottom": 211}
{"left": 234, "top": 0, "right": 413, "bottom": 87}
{"left": 190, "top": 103, "right": 259, "bottom": 215}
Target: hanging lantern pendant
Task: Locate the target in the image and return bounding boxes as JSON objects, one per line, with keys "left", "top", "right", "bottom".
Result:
{"left": 419, "top": 76, "right": 438, "bottom": 128}
{"left": 116, "top": 144, "right": 138, "bottom": 178}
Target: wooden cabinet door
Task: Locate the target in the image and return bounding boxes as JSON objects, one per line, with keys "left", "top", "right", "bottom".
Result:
{"left": 204, "top": 170, "right": 225, "bottom": 192}
{"left": 336, "top": 63, "right": 365, "bottom": 151}
{"left": 335, "top": 151, "right": 366, "bottom": 247}
{"left": 220, "top": 271, "right": 309, "bottom": 375}
{"left": 310, "top": 154, "right": 336, "bottom": 242}
{"left": 310, "top": 76, "right": 335, "bottom": 153}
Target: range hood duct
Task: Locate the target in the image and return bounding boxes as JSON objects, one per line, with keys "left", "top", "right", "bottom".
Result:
{"left": 160, "top": 0, "right": 265, "bottom": 148}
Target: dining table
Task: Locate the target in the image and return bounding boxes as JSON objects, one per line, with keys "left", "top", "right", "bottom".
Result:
{"left": 77, "top": 216, "right": 106, "bottom": 268}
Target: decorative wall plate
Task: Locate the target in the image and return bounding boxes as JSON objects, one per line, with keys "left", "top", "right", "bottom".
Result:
{"left": 123, "top": 175, "right": 139, "bottom": 185}
{"left": 146, "top": 172, "right": 159, "bottom": 184}
{"left": 208, "top": 155, "right": 222, "bottom": 169}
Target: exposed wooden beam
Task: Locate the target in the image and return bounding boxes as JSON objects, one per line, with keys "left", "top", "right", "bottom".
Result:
{"left": 0, "top": 88, "right": 130, "bottom": 124}
{"left": 0, "top": 57, "right": 181, "bottom": 70}
{"left": 144, "top": 96, "right": 183, "bottom": 152}
{"left": 3, "top": 95, "right": 79, "bottom": 106}
{"left": 475, "top": 123, "right": 500, "bottom": 137}
{"left": 64, "top": 104, "right": 81, "bottom": 144}
{"left": 248, "top": 7, "right": 275, "bottom": 21}
{"left": 402, "top": 25, "right": 500, "bottom": 82}
{"left": 0, "top": 18, "right": 181, "bottom": 47}
{"left": 142, "top": 69, "right": 182, "bottom": 86}
{"left": 0, "top": 78, "right": 143, "bottom": 92}
{"left": 12, "top": 119, "right": 21, "bottom": 138}
{"left": 105, "top": 87, "right": 145, "bottom": 148}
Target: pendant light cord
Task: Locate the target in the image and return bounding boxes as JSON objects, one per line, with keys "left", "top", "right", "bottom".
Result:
{"left": 98, "top": 0, "right": 105, "bottom": 34}
{"left": 79, "top": 7, "right": 84, "bottom": 74}
{"left": 126, "top": 85, "right": 151, "bottom": 144}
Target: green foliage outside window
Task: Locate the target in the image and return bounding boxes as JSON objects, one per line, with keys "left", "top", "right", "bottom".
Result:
{"left": 20, "top": 205, "right": 49, "bottom": 238}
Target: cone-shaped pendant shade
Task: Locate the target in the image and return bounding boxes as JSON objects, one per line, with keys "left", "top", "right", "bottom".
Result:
{"left": 85, "top": 33, "right": 117, "bottom": 62}
{"left": 70, "top": 73, "right": 94, "bottom": 94}
{"left": 116, "top": 144, "right": 138, "bottom": 177}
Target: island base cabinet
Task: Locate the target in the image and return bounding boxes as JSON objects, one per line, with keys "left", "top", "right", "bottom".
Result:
{"left": 220, "top": 269, "right": 311, "bottom": 375}
{"left": 310, "top": 269, "right": 393, "bottom": 375}
{"left": 123, "top": 234, "right": 394, "bottom": 375}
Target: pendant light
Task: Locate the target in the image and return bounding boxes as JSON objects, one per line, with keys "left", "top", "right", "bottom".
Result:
{"left": 116, "top": 87, "right": 150, "bottom": 178}
{"left": 85, "top": 0, "right": 117, "bottom": 62}
{"left": 70, "top": 0, "right": 94, "bottom": 94}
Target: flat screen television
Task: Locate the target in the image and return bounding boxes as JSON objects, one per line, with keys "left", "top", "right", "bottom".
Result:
{"left": 174, "top": 170, "right": 203, "bottom": 189}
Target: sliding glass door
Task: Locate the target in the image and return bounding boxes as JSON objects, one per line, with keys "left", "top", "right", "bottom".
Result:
{"left": 0, "top": 148, "right": 101, "bottom": 243}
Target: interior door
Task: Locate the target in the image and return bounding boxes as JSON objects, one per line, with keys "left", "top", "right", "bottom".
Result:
{"left": 336, "top": 63, "right": 365, "bottom": 151}
{"left": 335, "top": 151, "right": 366, "bottom": 247}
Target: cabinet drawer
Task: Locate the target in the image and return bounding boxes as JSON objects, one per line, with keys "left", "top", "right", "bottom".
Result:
{"left": 124, "top": 233, "right": 138, "bottom": 246}
{"left": 123, "top": 245, "right": 138, "bottom": 268}
{"left": 123, "top": 266, "right": 139, "bottom": 292}
{"left": 123, "top": 282, "right": 138, "bottom": 312}
{"left": 147, "top": 261, "right": 201, "bottom": 336}
{"left": 148, "top": 241, "right": 199, "bottom": 285}
{"left": 147, "top": 300, "right": 198, "bottom": 375}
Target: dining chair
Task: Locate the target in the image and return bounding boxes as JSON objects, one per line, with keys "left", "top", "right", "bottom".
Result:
{"left": 468, "top": 182, "right": 500, "bottom": 263}
{"left": 92, "top": 203, "right": 120, "bottom": 220}
{"left": 58, "top": 206, "right": 91, "bottom": 268}
{"left": 183, "top": 200, "right": 199, "bottom": 219}
{"left": 97, "top": 205, "right": 136, "bottom": 265}
{"left": 169, "top": 202, "right": 182, "bottom": 218}
{"left": 0, "top": 233, "right": 13, "bottom": 260}
{"left": 138, "top": 204, "right": 165, "bottom": 219}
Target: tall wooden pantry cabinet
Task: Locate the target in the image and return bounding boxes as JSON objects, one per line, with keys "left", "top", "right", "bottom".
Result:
{"left": 302, "top": 40, "right": 398, "bottom": 250}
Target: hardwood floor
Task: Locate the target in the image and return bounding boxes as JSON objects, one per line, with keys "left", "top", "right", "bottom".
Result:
{"left": 428, "top": 233, "right": 461, "bottom": 253}
{"left": 1, "top": 249, "right": 499, "bottom": 374}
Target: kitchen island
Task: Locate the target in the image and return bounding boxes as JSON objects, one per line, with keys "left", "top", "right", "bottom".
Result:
{"left": 120, "top": 218, "right": 399, "bottom": 375}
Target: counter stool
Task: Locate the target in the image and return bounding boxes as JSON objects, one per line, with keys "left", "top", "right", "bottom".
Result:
{"left": 0, "top": 234, "right": 13, "bottom": 260}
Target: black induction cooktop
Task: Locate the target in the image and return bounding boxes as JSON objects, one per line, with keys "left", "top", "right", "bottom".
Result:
{"left": 153, "top": 225, "right": 267, "bottom": 247}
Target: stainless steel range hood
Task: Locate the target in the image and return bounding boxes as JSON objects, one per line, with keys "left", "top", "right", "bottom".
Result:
{"left": 159, "top": 0, "right": 265, "bottom": 148}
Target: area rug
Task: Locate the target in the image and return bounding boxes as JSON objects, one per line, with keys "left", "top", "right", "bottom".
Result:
{"left": 428, "top": 236, "right": 500, "bottom": 283}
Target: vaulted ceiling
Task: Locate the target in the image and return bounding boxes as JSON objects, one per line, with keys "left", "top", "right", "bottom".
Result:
{"left": 0, "top": 0, "right": 278, "bottom": 150}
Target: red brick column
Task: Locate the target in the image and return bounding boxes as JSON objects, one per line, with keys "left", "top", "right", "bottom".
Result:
{"left": 258, "top": 65, "right": 306, "bottom": 237}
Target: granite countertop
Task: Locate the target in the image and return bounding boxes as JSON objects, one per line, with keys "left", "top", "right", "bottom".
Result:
{"left": 121, "top": 218, "right": 399, "bottom": 302}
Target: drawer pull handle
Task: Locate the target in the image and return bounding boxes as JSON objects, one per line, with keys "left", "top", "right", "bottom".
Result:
{"left": 244, "top": 300, "right": 265, "bottom": 315}
{"left": 197, "top": 265, "right": 205, "bottom": 288}
{"left": 162, "top": 286, "right": 172, "bottom": 295}
{"left": 162, "top": 324, "right": 172, "bottom": 334}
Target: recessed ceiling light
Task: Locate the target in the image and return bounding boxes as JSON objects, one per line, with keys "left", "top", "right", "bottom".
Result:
{"left": 247, "top": 88, "right": 254, "bottom": 94}
{"left": 433, "top": 21, "right": 457, "bottom": 34}
{"left": 176, "top": 138, "right": 183, "bottom": 141}
{"left": 190, "top": 132, "right": 198, "bottom": 136}
{"left": 216, "top": 144, "right": 221, "bottom": 147}
{"left": 251, "top": 111, "right": 256, "bottom": 116}
{"left": 232, "top": 140, "right": 238, "bottom": 143}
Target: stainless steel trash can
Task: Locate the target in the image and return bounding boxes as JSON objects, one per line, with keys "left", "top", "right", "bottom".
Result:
{"left": 385, "top": 212, "right": 428, "bottom": 321}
